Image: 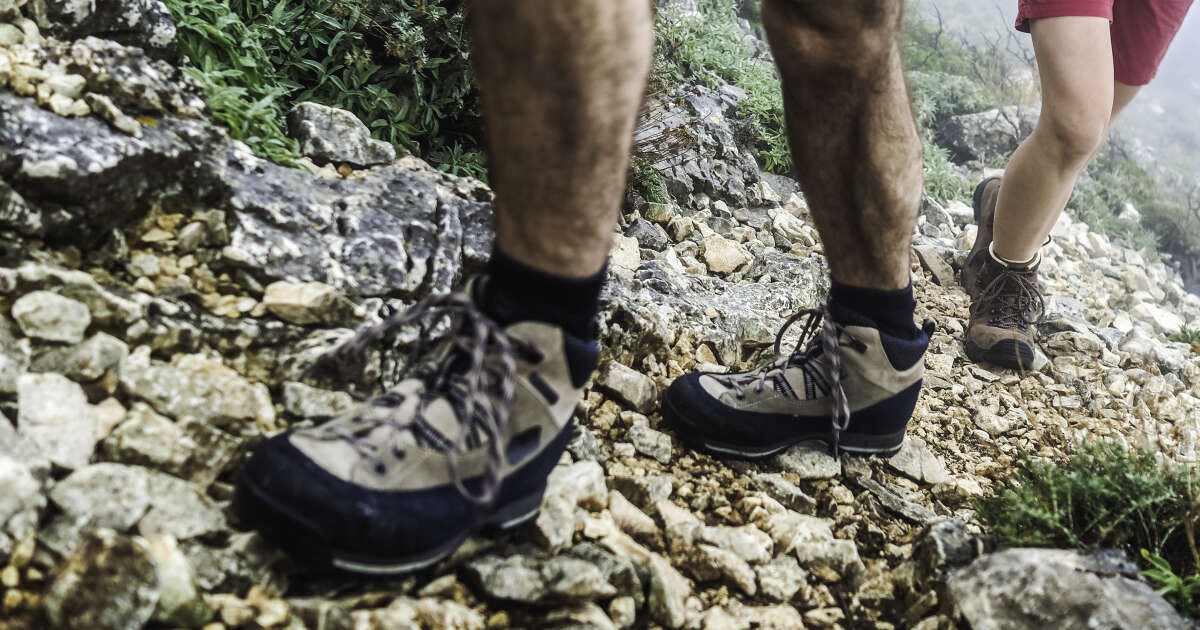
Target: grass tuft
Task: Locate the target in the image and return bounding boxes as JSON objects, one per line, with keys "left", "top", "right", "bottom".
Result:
{"left": 976, "top": 441, "right": 1200, "bottom": 619}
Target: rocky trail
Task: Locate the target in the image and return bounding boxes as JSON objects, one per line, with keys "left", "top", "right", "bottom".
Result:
{"left": 3, "top": 2, "right": 1200, "bottom": 629}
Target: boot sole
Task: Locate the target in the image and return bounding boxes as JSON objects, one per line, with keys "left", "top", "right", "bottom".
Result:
{"left": 965, "top": 338, "right": 1036, "bottom": 371}
{"left": 234, "top": 474, "right": 545, "bottom": 576}
{"left": 663, "top": 396, "right": 906, "bottom": 460}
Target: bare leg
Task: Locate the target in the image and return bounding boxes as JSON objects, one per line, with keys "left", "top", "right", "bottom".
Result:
{"left": 992, "top": 17, "right": 1113, "bottom": 262}
{"left": 763, "top": 0, "right": 922, "bottom": 290}
{"left": 1111, "top": 81, "right": 1141, "bottom": 120}
{"left": 469, "top": 0, "right": 653, "bottom": 278}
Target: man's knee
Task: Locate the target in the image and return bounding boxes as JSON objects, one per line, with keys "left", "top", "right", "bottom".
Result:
{"left": 763, "top": 0, "right": 903, "bottom": 64}
{"left": 1039, "top": 109, "right": 1109, "bottom": 168}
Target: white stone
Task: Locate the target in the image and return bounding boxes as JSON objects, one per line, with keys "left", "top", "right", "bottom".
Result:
{"left": 702, "top": 234, "right": 749, "bottom": 273}
{"left": 770, "top": 443, "right": 839, "bottom": 479}
{"left": 1131, "top": 303, "right": 1184, "bottom": 335}
{"left": 262, "top": 280, "right": 349, "bottom": 325}
{"left": 11, "top": 291, "right": 91, "bottom": 343}
{"left": 17, "top": 373, "right": 96, "bottom": 469}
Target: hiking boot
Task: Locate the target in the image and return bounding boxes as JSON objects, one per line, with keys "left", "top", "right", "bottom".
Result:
{"left": 662, "top": 307, "right": 932, "bottom": 458}
{"left": 964, "top": 251, "right": 1045, "bottom": 370}
{"left": 234, "top": 280, "right": 596, "bottom": 575}
{"left": 962, "top": 176, "right": 1002, "bottom": 300}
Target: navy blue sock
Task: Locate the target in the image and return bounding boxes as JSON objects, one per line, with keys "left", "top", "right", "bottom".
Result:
{"left": 482, "top": 249, "right": 604, "bottom": 341}
{"left": 828, "top": 281, "right": 921, "bottom": 341}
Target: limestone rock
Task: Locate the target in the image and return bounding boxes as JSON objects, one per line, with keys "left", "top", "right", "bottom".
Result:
{"left": 935, "top": 105, "right": 1038, "bottom": 164}
{"left": 11, "top": 290, "right": 91, "bottom": 343}
{"left": 887, "top": 437, "right": 951, "bottom": 484}
{"left": 608, "top": 490, "right": 659, "bottom": 541}
{"left": 647, "top": 552, "right": 690, "bottom": 629}
{"left": 30, "top": 0, "right": 178, "bottom": 60}
{"left": 120, "top": 354, "right": 274, "bottom": 431}
{"left": 1131, "top": 302, "right": 1184, "bottom": 335}
{"left": 288, "top": 102, "right": 396, "bottom": 167}
{"left": 752, "top": 472, "right": 816, "bottom": 514}
{"left": 770, "top": 443, "right": 839, "bottom": 480}
{"left": 946, "top": 549, "right": 1190, "bottom": 630}
{"left": 147, "top": 535, "right": 212, "bottom": 627}
{"left": 546, "top": 460, "right": 608, "bottom": 511}
{"left": 31, "top": 331, "right": 128, "bottom": 382}
{"left": 263, "top": 280, "right": 354, "bottom": 325}
{"left": 628, "top": 423, "right": 673, "bottom": 463}
{"left": 703, "top": 234, "right": 749, "bottom": 273}
{"left": 137, "top": 470, "right": 226, "bottom": 540}
{"left": 281, "top": 381, "right": 355, "bottom": 419}
{"left": 464, "top": 554, "right": 617, "bottom": 605}
{"left": 533, "top": 494, "right": 575, "bottom": 552}
{"left": 50, "top": 463, "right": 152, "bottom": 531}
{"left": 793, "top": 539, "right": 865, "bottom": 584}
{"left": 657, "top": 499, "right": 703, "bottom": 554}
{"left": 913, "top": 519, "right": 981, "bottom": 590}
{"left": 100, "top": 403, "right": 240, "bottom": 486}
{"left": 17, "top": 373, "right": 96, "bottom": 469}
{"left": 755, "top": 555, "right": 807, "bottom": 602}
{"left": 43, "top": 529, "right": 160, "bottom": 630}
{"left": 0, "top": 453, "right": 44, "bottom": 559}
{"left": 760, "top": 512, "right": 834, "bottom": 555}
{"left": 699, "top": 524, "right": 773, "bottom": 565}
{"left": 597, "top": 361, "right": 658, "bottom": 413}
{"left": 610, "top": 474, "right": 673, "bottom": 510}
{"left": 693, "top": 543, "right": 756, "bottom": 596}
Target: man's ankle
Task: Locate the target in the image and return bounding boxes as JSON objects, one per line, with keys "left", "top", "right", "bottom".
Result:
{"left": 482, "top": 249, "right": 605, "bottom": 341}
{"left": 828, "top": 281, "right": 921, "bottom": 341}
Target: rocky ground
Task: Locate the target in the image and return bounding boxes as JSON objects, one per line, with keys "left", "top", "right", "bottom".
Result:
{"left": 3, "top": 2, "right": 1200, "bottom": 629}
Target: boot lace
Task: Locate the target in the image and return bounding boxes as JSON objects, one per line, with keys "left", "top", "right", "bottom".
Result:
{"left": 973, "top": 266, "right": 1044, "bottom": 331}
{"left": 305, "top": 290, "right": 541, "bottom": 506}
{"left": 722, "top": 307, "right": 863, "bottom": 454}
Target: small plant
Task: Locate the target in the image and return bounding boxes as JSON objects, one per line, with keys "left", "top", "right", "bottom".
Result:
{"left": 1169, "top": 325, "right": 1200, "bottom": 345}
{"left": 921, "top": 142, "right": 972, "bottom": 203}
{"left": 162, "top": 0, "right": 483, "bottom": 175}
{"left": 1143, "top": 550, "right": 1200, "bottom": 619}
{"left": 630, "top": 155, "right": 672, "bottom": 205}
{"left": 977, "top": 441, "right": 1200, "bottom": 619}
{"left": 167, "top": 0, "right": 301, "bottom": 165}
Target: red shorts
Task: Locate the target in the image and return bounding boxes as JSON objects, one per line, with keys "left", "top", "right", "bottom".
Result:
{"left": 1016, "top": 0, "right": 1193, "bottom": 85}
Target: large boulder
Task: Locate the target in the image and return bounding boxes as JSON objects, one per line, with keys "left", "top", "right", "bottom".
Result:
{"left": 946, "top": 548, "right": 1191, "bottom": 630}
{"left": 29, "top": 0, "right": 178, "bottom": 60}
{"left": 0, "top": 90, "right": 217, "bottom": 246}
{"left": 633, "top": 82, "right": 764, "bottom": 210}
{"left": 935, "top": 105, "right": 1038, "bottom": 165}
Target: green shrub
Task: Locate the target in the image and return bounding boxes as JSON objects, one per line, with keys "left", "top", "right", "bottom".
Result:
{"left": 163, "top": 0, "right": 484, "bottom": 176}
{"left": 167, "top": 0, "right": 300, "bottom": 165}
{"left": 652, "top": 1, "right": 790, "bottom": 174}
{"left": 921, "top": 143, "right": 972, "bottom": 203}
{"left": 976, "top": 441, "right": 1200, "bottom": 618}
{"left": 630, "top": 155, "right": 672, "bottom": 205}
{"left": 907, "top": 70, "right": 990, "bottom": 131}
{"left": 1144, "top": 550, "right": 1200, "bottom": 619}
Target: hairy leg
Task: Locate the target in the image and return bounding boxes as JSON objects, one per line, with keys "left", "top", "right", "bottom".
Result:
{"left": 469, "top": 0, "right": 653, "bottom": 278}
{"left": 992, "top": 17, "right": 1113, "bottom": 262}
{"left": 763, "top": 0, "right": 922, "bottom": 290}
